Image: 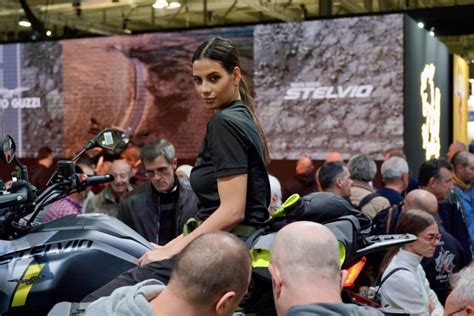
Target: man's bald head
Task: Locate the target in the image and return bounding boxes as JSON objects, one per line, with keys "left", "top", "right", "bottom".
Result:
{"left": 448, "top": 141, "right": 467, "bottom": 162}
{"left": 404, "top": 189, "right": 438, "bottom": 215}
{"left": 109, "top": 159, "right": 132, "bottom": 174}
{"left": 325, "top": 152, "right": 343, "bottom": 163}
{"left": 169, "top": 232, "right": 251, "bottom": 306}
{"left": 452, "top": 151, "right": 474, "bottom": 184}
{"left": 296, "top": 155, "right": 314, "bottom": 175}
{"left": 272, "top": 222, "right": 340, "bottom": 284}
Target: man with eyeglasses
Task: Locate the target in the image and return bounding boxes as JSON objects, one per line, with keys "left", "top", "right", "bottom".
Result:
{"left": 117, "top": 139, "right": 199, "bottom": 245}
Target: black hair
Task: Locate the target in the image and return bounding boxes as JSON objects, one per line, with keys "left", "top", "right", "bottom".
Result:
{"left": 37, "top": 146, "right": 53, "bottom": 160}
{"left": 318, "top": 161, "right": 345, "bottom": 191}
{"left": 418, "top": 158, "right": 452, "bottom": 187}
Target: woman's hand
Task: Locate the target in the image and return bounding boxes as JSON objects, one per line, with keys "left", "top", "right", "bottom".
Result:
{"left": 138, "top": 247, "right": 173, "bottom": 266}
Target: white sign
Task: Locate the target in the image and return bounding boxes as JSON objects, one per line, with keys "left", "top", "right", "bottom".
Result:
{"left": 284, "top": 82, "right": 374, "bottom": 100}
{"left": 420, "top": 64, "right": 441, "bottom": 160}
{"left": 0, "top": 87, "right": 41, "bottom": 109}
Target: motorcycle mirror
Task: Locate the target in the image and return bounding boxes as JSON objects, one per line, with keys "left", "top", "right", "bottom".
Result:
{"left": 72, "top": 128, "right": 129, "bottom": 162}
{"left": 0, "top": 135, "right": 16, "bottom": 164}
{"left": 94, "top": 128, "right": 129, "bottom": 152}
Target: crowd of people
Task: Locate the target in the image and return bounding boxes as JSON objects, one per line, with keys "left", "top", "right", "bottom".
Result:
{"left": 37, "top": 37, "right": 474, "bottom": 315}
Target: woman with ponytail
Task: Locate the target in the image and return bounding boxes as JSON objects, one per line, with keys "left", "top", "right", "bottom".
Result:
{"left": 138, "top": 37, "right": 271, "bottom": 264}
{"left": 379, "top": 209, "right": 444, "bottom": 315}
{"left": 84, "top": 37, "right": 270, "bottom": 302}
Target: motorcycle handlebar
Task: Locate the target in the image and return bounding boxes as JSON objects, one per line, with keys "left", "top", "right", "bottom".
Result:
{"left": 0, "top": 192, "right": 28, "bottom": 208}
{"left": 80, "top": 174, "right": 115, "bottom": 187}
{"left": 0, "top": 181, "right": 33, "bottom": 208}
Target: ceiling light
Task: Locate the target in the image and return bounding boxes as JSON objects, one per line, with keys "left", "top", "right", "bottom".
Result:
{"left": 429, "top": 28, "right": 435, "bottom": 37}
{"left": 417, "top": 22, "right": 424, "bottom": 29}
{"left": 153, "top": 0, "right": 168, "bottom": 9}
{"left": 18, "top": 19, "right": 31, "bottom": 28}
{"left": 167, "top": 1, "right": 181, "bottom": 9}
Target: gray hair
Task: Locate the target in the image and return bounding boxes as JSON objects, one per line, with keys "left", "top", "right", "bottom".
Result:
{"left": 348, "top": 154, "right": 376, "bottom": 182}
{"left": 140, "top": 139, "right": 175, "bottom": 164}
{"left": 269, "top": 174, "right": 282, "bottom": 207}
{"left": 448, "top": 265, "right": 474, "bottom": 307}
{"left": 381, "top": 156, "right": 409, "bottom": 182}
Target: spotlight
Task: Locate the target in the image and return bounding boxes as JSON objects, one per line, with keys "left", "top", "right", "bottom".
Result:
{"left": 18, "top": 18, "right": 31, "bottom": 28}
{"left": 168, "top": 1, "right": 181, "bottom": 9}
{"left": 417, "top": 22, "right": 424, "bottom": 29}
{"left": 46, "top": 30, "right": 52, "bottom": 36}
{"left": 429, "top": 28, "right": 435, "bottom": 37}
{"left": 153, "top": 0, "right": 168, "bottom": 9}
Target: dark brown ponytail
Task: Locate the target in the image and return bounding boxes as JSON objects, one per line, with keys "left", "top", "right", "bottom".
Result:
{"left": 193, "top": 37, "right": 270, "bottom": 165}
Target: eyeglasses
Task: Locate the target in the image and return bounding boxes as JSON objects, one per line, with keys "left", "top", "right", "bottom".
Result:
{"left": 145, "top": 166, "right": 171, "bottom": 178}
{"left": 445, "top": 305, "right": 466, "bottom": 316}
{"left": 419, "top": 233, "right": 442, "bottom": 244}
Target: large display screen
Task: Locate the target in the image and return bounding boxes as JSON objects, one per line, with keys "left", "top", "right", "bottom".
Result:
{"left": 1, "top": 14, "right": 407, "bottom": 161}
{"left": 254, "top": 15, "right": 404, "bottom": 159}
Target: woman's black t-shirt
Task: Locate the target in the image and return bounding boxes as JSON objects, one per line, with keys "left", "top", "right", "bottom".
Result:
{"left": 190, "top": 100, "right": 270, "bottom": 226}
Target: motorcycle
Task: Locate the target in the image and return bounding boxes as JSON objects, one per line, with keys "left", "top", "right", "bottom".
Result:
{"left": 241, "top": 192, "right": 417, "bottom": 315}
{"left": 0, "top": 129, "right": 152, "bottom": 316}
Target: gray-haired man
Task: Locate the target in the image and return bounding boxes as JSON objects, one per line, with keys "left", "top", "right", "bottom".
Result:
{"left": 117, "top": 139, "right": 199, "bottom": 245}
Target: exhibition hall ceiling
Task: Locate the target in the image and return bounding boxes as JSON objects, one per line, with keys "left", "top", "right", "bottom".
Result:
{"left": 1, "top": 0, "right": 474, "bottom": 59}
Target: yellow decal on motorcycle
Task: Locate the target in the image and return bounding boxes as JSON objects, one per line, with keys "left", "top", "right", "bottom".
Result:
{"left": 250, "top": 248, "right": 271, "bottom": 268}
{"left": 11, "top": 263, "right": 45, "bottom": 307}
{"left": 338, "top": 241, "right": 346, "bottom": 267}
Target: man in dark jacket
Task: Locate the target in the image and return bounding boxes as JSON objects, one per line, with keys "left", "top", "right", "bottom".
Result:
{"left": 269, "top": 221, "right": 382, "bottom": 316}
{"left": 30, "top": 146, "right": 54, "bottom": 191}
{"left": 418, "top": 158, "right": 472, "bottom": 258}
{"left": 117, "top": 139, "right": 199, "bottom": 245}
{"left": 281, "top": 155, "right": 315, "bottom": 201}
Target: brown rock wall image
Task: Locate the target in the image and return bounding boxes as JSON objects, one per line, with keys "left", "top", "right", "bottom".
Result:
{"left": 254, "top": 15, "right": 404, "bottom": 160}
{"left": 62, "top": 27, "right": 254, "bottom": 159}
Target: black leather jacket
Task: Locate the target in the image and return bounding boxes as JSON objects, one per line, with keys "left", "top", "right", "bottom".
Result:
{"left": 117, "top": 178, "right": 199, "bottom": 243}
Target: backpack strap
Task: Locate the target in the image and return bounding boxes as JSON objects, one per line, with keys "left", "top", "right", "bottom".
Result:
{"left": 358, "top": 192, "right": 381, "bottom": 210}
{"left": 385, "top": 206, "right": 394, "bottom": 234}
{"left": 374, "top": 267, "right": 409, "bottom": 298}
{"left": 387, "top": 202, "right": 404, "bottom": 234}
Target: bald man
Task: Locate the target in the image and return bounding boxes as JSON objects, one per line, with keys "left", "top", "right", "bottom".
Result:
{"left": 404, "top": 189, "right": 471, "bottom": 304}
{"left": 447, "top": 141, "right": 467, "bottom": 162}
{"left": 445, "top": 265, "right": 474, "bottom": 315}
{"left": 86, "top": 159, "right": 132, "bottom": 217}
{"left": 269, "top": 221, "right": 382, "bottom": 316}
{"left": 51, "top": 232, "right": 251, "bottom": 316}
{"left": 282, "top": 155, "right": 316, "bottom": 200}
{"left": 404, "top": 189, "right": 438, "bottom": 215}
{"left": 325, "top": 151, "right": 343, "bottom": 163}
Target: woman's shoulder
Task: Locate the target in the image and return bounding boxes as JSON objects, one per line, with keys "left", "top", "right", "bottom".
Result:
{"left": 210, "top": 102, "right": 249, "bottom": 127}
{"left": 383, "top": 255, "right": 416, "bottom": 278}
